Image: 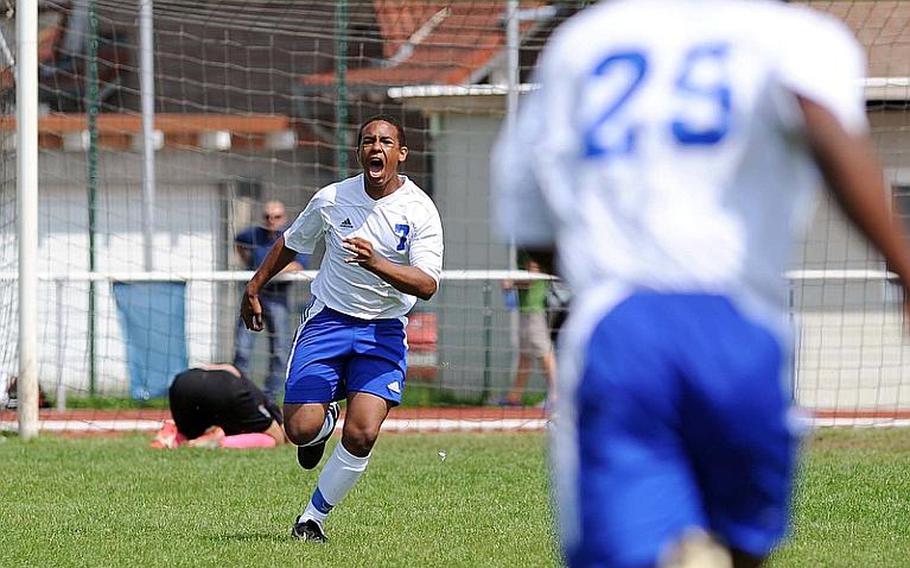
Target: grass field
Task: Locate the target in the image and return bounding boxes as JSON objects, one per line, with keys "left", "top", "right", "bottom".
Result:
{"left": 770, "top": 428, "right": 910, "bottom": 567}
{"left": 1, "top": 429, "right": 909, "bottom": 567}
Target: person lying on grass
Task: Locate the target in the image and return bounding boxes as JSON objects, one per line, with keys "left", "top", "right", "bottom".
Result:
{"left": 151, "top": 363, "right": 286, "bottom": 449}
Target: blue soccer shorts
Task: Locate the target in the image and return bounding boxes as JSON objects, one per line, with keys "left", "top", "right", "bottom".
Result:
{"left": 563, "top": 292, "right": 798, "bottom": 568}
{"left": 284, "top": 298, "right": 408, "bottom": 405}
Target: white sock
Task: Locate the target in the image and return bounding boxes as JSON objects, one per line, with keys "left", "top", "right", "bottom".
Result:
{"left": 300, "top": 406, "right": 337, "bottom": 448}
{"left": 301, "top": 441, "right": 371, "bottom": 524}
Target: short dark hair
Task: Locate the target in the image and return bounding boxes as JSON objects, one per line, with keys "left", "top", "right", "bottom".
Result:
{"left": 357, "top": 114, "right": 407, "bottom": 147}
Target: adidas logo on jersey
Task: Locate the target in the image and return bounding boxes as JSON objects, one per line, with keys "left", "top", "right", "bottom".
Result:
{"left": 387, "top": 381, "right": 401, "bottom": 394}
{"left": 339, "top": 218, "right": 353, "bottom": 229}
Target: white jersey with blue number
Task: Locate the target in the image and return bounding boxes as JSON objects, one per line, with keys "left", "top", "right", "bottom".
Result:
{"left": 493, "top": 0, "right": 867, "bottom": 328}
{"left": 284, "top": 174, "right": 444, "bottom": 320}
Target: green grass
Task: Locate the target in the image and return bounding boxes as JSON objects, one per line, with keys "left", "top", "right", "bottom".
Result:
{"left": 2, "top": 429, "right": 910, "bottom": 567}
{"left": 769, "top": 428, "right": 910, "bottom": 567}
{"left": 65, "top": 395, "right": 171, "bottom": 409}
{"left": 0, "top": 432, "right": 555, "bottom": 568}
{"left": 62, "top": 385, "right": 489, "bottom": 409}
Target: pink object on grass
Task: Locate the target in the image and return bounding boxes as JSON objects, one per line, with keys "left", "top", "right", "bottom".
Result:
{"left": 220, "top": 433, "right": 277, "bottom": 449}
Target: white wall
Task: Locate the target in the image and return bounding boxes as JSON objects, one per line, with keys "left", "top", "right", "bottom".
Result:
{"left": 789, "top": 111, "right": 910, "bottom": 412}
{"left": 37, "top": 181, "right": 220, "bottom": 396}
{"left": 424, "top": 107, "right": 910, "bottom": 410}
{"left": 1, "top": 148, "right": 326, "bottom": 398}
{"left": 429, "top": 113, "right": 523, "bottom": 398}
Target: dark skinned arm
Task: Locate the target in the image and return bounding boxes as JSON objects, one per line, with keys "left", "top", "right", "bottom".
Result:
{"left": 799, "top": 96, "right": 910, "bottom": 319}
{"left": 342, "top": 237, "right": 438, "bottom": 300}
{"left": 240, "top": 235, "right": 300, "bottom": 331}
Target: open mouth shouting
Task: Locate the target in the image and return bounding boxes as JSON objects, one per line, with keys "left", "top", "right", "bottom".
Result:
{"left": 367, "top": 155, "right": 385, "bottom": 181}
{"left": 358, "top": 118, "right": 408, "bottom": 194}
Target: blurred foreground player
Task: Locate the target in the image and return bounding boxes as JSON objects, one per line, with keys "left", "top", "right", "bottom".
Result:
{"left": 493, "top": 1, "right": 910, "bottom": 567}
{"left": 151, "top": 364, "right": 285, "bottom": 449}
{"left": 241, "top": 115, "right": 443, "bottom": 542}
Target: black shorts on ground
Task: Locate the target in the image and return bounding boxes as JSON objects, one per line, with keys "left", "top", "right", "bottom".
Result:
{"left": 169, "top": 368, "right": 282, "bottom": 439}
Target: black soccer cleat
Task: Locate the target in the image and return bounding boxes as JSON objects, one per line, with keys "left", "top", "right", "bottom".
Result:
{"left": 296, "top": 402, "right": 340, "bottom": 470}
{"left": 291, "top": 518, "right": 327, "bottom": 543}
{"left": 296, "top": 439, "right": 327, "bottom": 470}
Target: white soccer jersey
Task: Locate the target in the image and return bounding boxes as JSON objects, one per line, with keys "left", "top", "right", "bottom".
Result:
{"left": 493, "top": 0, "right": 867, "bottom": 327}
{"left": 284, "top": 174, "right": 444, "bottom": 320}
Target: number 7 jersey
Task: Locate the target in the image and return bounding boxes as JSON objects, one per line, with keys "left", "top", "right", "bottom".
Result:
{"left": 284, "top": 174, "right": 444, "bottom": 320}
{"left": 493, "top": 0, "right": 867, "bottom": 323}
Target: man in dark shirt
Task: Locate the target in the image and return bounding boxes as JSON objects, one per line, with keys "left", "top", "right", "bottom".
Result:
{"left": 234, "top": 200, "right": 308, "bottom": 402}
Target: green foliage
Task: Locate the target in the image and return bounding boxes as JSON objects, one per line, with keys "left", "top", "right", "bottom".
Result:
{"left": 65, "top": 396, "right": 170, "bottom": 410}
{"left": 62, "top": 387, "right": 484, "bottom": 409}
{"left": 399, "top": 384, "right": 485, "bottom": 407}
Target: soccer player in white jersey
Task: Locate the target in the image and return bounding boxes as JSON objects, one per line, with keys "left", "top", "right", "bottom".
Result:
{"left": 240, "top": 115, "right": 443, "bottom": 542}
{"left": 493, "top": 1, "right": 910, "bottom": 567}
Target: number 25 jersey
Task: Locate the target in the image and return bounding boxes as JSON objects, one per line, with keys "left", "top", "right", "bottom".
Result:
{"left": 493, "top": 0, "right": 867, "bottom": 323}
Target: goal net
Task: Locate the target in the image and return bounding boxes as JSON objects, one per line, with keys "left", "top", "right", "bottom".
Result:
{"left": 1, "top": 0, "right": 909, "bottom": 433}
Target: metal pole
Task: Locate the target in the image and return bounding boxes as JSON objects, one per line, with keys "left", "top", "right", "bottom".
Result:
{"left": 87, "top": 0, "right": 99, "bottom": 396}
{"left": 505, "top": 0, "right": 519, "bottom": 134}
{"left": 482, "top": 281, "right": 492, "bottom": 404}
{"left": 504, "top": 0, "right": 521, "bottom": 386}
{"left": 505, "top": 0, "right": 520, "bottom": 272}
{"left": 55, "top": 279, "right": 66, "bottom": 410}
{"left": 789, "top": 285, "right": 798, "bottom": 403}
{"left": 139, "top": 0, "right": 155, "bottom": 271}
{"left": 334, "top": 0, "right": 348, "bottom": 178}
{"left": 17, "top": 0, "right": 39, "bottom": 440}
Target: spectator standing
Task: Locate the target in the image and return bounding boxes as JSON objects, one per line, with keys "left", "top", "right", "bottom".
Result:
{"left": 501, "top": 254, "right": 557, "bottom": 408}
{"left": 234, "top": 200, "right": 308, "bottom": 403}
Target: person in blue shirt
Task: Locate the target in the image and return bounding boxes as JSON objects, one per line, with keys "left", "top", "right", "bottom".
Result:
{"left": 234, "top": 200, "right": 308, "bottom": 403}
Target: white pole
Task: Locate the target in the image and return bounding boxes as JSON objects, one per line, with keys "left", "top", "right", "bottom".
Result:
{"left": 139, "top": 0, "right": 155, "bottom": 271}
{"left": 17, "top": 0, "right": 39, "bottom": 440}
{"left": 55, "top": 279, "right": 66, "bottom": 410}
{"left": 505, "top": 0, "right": 519, "bottom": 274}
{"left": 505, "top": 0, "right": 520, "bottom": 133}
{"left": 504, "top": 0, "right": 521, "bottom": 376}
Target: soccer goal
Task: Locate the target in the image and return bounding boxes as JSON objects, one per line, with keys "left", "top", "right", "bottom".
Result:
{"left": 1, "top": 1, "right": 909, "bottom": 435}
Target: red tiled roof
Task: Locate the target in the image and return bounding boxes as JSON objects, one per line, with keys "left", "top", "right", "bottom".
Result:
{"left": 375, "top": 1, "right": 448, "bottom": 59}
{"left": 300, "top": 0, "right": 544, "bottom": 89}
{"left": 300, "top": 1, "right": 910, "bottom": 91}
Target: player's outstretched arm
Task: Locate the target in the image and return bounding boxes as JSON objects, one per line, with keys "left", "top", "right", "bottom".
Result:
{"left": 241, "top": 235, "right": 300, "bottom": 331}
{"left": 342, "top": 236, "right": 438, "bottom": 300}
{"left": 799, "top": 96, "right": 910, "bottom": 318}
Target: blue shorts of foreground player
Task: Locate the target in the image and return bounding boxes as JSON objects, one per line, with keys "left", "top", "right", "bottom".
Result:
{"left": 569, "top": 292, "right": 798, "bottom": 568}
{"left": 284, "top": 298, "right": 407, "bottom": 405}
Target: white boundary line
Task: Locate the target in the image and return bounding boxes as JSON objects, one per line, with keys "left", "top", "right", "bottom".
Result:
{"left": 808, "top": 418, "right": 910, "bottom": 428}
{"left": 0, "top": 420, "right": 166, "bottom": 432}
{"left": 5, "top": 416, "right": 910, "bottom": 433}
{"left": 0, "top": 418, "right": 551, "bottom": 433}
